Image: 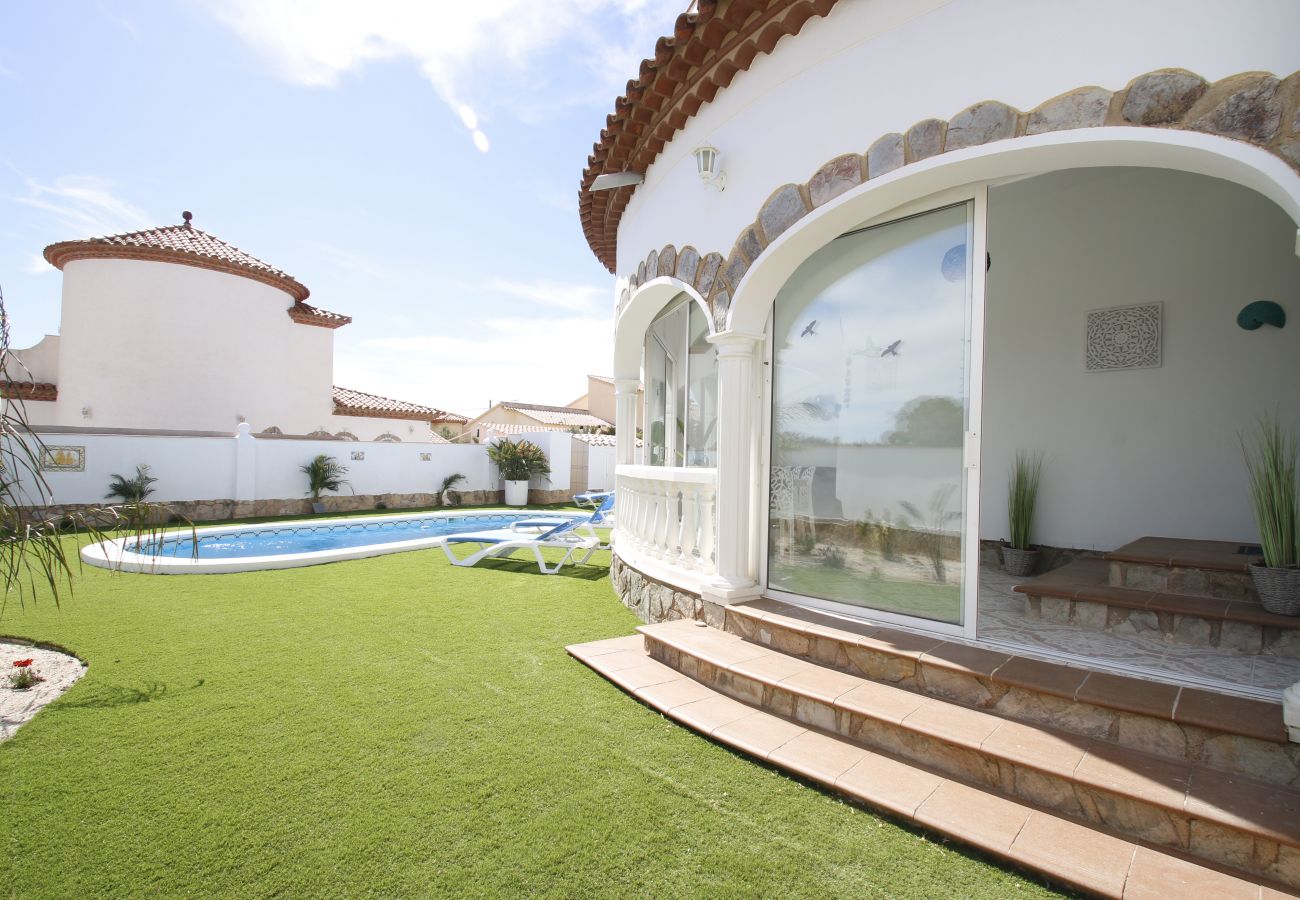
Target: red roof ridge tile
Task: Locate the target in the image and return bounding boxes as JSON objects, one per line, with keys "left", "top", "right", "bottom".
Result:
{"left": 288, "top": 302, "right": 352, "bottom": 329}
{"left": 43, "top": 216, "right": 311, "bottom": 301}
{"left": 579, "top": 0, "right": 840, "bottom": 273}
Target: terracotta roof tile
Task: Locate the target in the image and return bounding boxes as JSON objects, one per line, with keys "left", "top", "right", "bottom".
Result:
{"left": 500, "top": 402, "right": 613, "bottom": 428}
{"left": 0, "top": 381, "right": 57, "bottom": 402}
{"left": 579, "top": 0, "right": 840, "bottom": 272}
{"left": 43, "top": 213, "right": 311, "bottom": 300}
{"left": 332, "top": 386, "right": 467, "bottom": 424}
{"left": 288, "top": 302, "right": 352, "bottom": 329}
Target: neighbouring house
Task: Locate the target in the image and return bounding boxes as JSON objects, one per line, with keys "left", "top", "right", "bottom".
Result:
{"left": 567, "top": 374, "right": 644, "bottom": 432}
{"left": 5, "top": 213, "right": 466, "bottom": 442}
{"left": 463, "top": 400, "right": 612, "bottom": 442}
{"left": 573, "top": 0, "right": 1300, "bottom": 892}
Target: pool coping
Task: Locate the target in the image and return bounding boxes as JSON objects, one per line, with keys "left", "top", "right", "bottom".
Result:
{"left": 80, "top": 508, "right": 585, "bottom": 574}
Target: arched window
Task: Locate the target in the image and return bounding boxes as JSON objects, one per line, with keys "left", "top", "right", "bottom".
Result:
{"left": 643, "top": 294, "right": 717, "bottom": 467}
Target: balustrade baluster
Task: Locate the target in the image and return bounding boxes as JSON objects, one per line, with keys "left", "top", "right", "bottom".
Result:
{"left": 678, "top": 487, "right": 698, "bottom": 570}
{"left": 699, "top": 488, "right": 716, "bottom": 574}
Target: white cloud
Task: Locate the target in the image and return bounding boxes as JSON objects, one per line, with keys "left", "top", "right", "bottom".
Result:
{"left": 300, "top": 240, "right": 393, "bottom": 280}
{"left": 210, "top": 0, "right": 688, "bottom": 149}
{"left": 21, "top": 253, "right": 51, "bottom": 276}
{"left": 13, "top": 175, "right": 152, "bottom": 238}
{"left": 345, "top": 312, "right": 613, "bottom": 414}
{"left": 480, "top": 278, "right": 607, "bottom": 313}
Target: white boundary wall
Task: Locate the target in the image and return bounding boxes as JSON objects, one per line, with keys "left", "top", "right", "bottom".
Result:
{"left": 18, "top": 425, "right": 496, "bottom": 506}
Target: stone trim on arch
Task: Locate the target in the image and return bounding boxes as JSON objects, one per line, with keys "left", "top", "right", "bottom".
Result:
{"left": 621, "top": 68, "right": 1300, "bottom": 324}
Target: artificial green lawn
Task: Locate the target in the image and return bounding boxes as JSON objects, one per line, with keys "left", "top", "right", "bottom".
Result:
{"left": 0, "top": 525, "right": 1064, "bottom": 897}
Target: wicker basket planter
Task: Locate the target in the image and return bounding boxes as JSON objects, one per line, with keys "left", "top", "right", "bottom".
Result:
{"left": 1249, "top": 564, "right": 1300, "bottom": 616}
{"left": 1001, "top": 546, "right": 1041, "bottom": 578}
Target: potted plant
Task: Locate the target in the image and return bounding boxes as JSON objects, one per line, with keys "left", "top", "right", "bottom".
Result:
{"left": 1241, "top": 415, "right": 1300, "bottom": 615}
{"left": 1002, "top": 450, "right": 1044, "bottom": 577}
{"left": 486, "top": 439, "right": 550, "bottom": 506}
{"left": 106, "top": 464, "right": 159, "bottom": 527}
{"left": 437, "top": 472, "right": 467, "bottom": 507}
{"left": 301, "top": 454, "right": 349, "bottom": 513}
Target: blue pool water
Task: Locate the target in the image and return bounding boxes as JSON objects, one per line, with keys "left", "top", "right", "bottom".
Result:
{"left": 131, "top": 512, "right": 572, "bottom": 560}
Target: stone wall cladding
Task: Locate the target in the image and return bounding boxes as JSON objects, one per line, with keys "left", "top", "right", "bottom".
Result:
{"left": 31, "top": 490, "right": 506, "bottom": 525}
{"left": 621, "top": 67, "right": 1300, "bottom": 325}
{"left": 610, "top": 553, "right": 723, "bottom": 627}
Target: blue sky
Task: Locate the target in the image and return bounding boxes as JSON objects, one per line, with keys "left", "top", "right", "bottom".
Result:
{"left": 0, "top": 1, "right": 683, "bottom": 416}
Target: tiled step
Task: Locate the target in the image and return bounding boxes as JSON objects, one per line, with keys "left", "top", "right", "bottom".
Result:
{"left": 1107, "top": 537, "right": 1260, "bottom": 603}
{"left": 567, "top": 633, "right": 1294, "bottom": 899}
{"left": 639, "top": 619, "right": 1300, "bottom": 889}
{"left": 1014, "top": 559, "right": 1300, "bottom": 657}
{"left": 724, "top": 598, "right": 1298, "bottom": 786}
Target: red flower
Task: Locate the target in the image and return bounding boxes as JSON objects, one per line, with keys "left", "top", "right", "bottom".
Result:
{"left": 12, "top": 658, "right": 33, "bottom": 668}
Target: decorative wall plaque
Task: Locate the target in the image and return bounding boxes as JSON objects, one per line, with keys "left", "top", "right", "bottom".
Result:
{"left": 1086, "top": 302, "right": 1162, "bottom": 372}
{"left": 40, "top": 445, "right": 85, "bottom": 472}
{"left": 418, "top": 452, "right": 432, "bottom": 461}
{"left": 350, "top": 451, "right": 366, "bottom": 461}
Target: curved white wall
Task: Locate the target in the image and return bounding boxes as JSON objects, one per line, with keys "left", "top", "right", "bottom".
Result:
{"left": 30, "top": 258, "right": 337, "bottom": 435}
{"left": 615, "top": 0, "right": 1300, "bottom": 274}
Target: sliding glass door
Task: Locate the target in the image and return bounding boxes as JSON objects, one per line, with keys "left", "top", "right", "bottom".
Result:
{"left": 766, "top": 199, "right": 981, "bottom": 632}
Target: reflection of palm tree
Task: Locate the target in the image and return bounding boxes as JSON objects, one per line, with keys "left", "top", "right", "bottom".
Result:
{"left": 900, "top": 483, "right": 960, "bottom": 583}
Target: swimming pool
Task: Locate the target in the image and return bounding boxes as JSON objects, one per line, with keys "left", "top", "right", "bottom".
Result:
{"left": 81, "top": 510, "right": 585, "bottom": 574}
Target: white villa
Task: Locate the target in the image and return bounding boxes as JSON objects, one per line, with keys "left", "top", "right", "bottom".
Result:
{"left": 570, "top": 0, "right": 1300, "bottom": 893}
{"left": 6, "top": 213, "right": 466, "bottom": 442}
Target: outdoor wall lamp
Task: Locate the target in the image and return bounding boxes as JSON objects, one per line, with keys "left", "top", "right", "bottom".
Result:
{"left": 693, "top": 144, "right": 726, "bottom": 191}
{"left": 80, "top": 406, "right": 91, "bottom": 419}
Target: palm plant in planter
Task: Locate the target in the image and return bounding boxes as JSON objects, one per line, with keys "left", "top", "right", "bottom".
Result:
{"left": 437, "top": 472, "right": 467, "bottom": 507}
{"left": 301, "top": 454, "right": 349, "bottom": 513}
{"left": 486, "top": 440, "right": 550, "bottom": 506}
{"left": 1003, "top": 450, "right": 1044, "bottom": 577}
{"left": 1241, "top": 415, "right": 1300, "bottom": 615}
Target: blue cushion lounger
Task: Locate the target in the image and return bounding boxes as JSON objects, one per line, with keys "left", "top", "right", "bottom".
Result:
{"left": 438, "top": 517, "right": 602, "bottom": 575}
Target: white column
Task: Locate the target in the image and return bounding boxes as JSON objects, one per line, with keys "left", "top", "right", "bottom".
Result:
{"left": 614, "top": 378, "right": 639, "bottom": 466}
{"left": 701, "top": 331, "right": 764, "bottom": 604}
{"left": 234, "top": 422, "right": 256, "bottom": 502}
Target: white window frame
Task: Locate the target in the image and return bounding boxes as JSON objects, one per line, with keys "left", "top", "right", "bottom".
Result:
{"left": 757, "top": 183, "right": 988, "bottom": 640}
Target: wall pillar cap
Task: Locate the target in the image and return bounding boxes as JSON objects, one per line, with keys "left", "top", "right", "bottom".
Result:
{"left": 614, "top": 378, "right": 641, "bottom": 392}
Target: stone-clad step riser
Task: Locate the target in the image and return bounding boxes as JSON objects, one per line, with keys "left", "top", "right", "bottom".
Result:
{"left": 1021, "top": 590, "right": 1300, "bottom": 658}
{"left": 643, "top": 633, "right": 1300, "bottom": 890}
{"left": 1110, "top": 560, "right": 1255, "bottom": 602}
{"left": 723, "top": 606, "right": 1300, "bottom": 788}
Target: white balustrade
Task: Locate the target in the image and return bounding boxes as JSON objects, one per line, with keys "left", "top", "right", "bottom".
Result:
{"left": 614, "top": 465, "right": 717, "bottom": 577}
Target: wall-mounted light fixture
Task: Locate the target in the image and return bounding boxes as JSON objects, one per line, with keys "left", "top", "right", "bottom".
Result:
{"left": 80, "top": 406, "right": 92, "bottom": 419}
{"left": 236, "top": 414, "right": 246, "bottom": 424}
{"left": 692, "top": 144, "right": 726, "bottom": 191}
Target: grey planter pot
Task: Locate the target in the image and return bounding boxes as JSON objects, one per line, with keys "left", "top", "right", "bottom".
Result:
{"left": 1249, "top": 564, "right": 1300, "bottom": 616}
{"left": 1001, "top": 546, "right": 1040, "bottom": 578}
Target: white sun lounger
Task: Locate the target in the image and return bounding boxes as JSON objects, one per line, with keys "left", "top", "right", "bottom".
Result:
{"left": 504, "top": 494, "right": 615, "bottom": 549}
{"left": 438, "top": 517, "right": 601, "bottom": 574}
